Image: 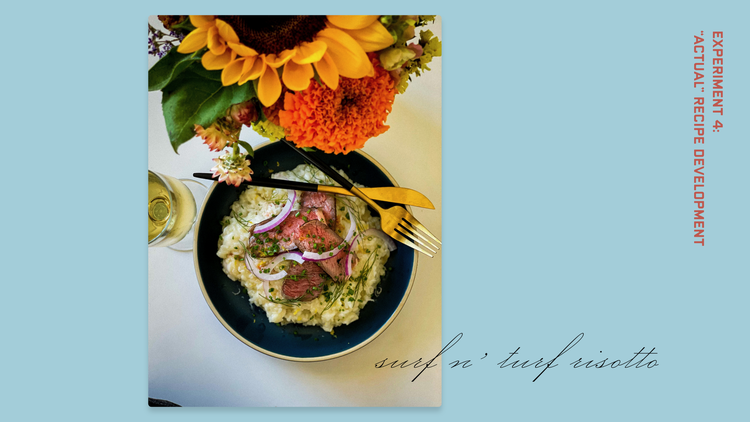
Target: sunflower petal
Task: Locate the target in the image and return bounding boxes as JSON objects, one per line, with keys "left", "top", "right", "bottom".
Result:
{"left": 215, "top": 19, "right": 240, "bottom": 44}
{"left": 258, "top": 66, "right": 282, "bottom": 107}
{"left": 222, "top": 58, "right": 245, "bottom": 86}
{"left": 265, "top": 50, "right": 296, "bottom": 69}
{"left": 327, "top": 15, "right": 379, "bottom": 30}
{"left": 207, "top": 26, "right": 227, "bottom": 55}
{"left": 282, "top": 61, "right": 313, "bottom": 91}
{"left": 190, "top": 15, "right": 216, "bottom": 28}
{"left": 228, "top": 42, "right": 257, "bottom": 57}
{"left": 316, "top": 28, "right": 372, "bottom": 79}
{"left": 202, "top": 49, "right": 236, "bottom": 70}
{"left": 176, "top": 27, "right": 209, "bottom": 53}
{"left": 313, "top": 52, "right": 339, "bottom": 90}
{"left": 292, "top": 41, "right": 327, "bottom": 65}
{"left": 340, "top": 21, "right": 395, "bottom": 52}
{"left": 239, "top": 56, "right": 265, "bottom": 85}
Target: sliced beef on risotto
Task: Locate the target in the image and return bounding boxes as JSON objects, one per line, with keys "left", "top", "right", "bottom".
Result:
{"left": 247, "top": 207, "right": 326, "bottom": 258}
{"left": 301, "top": 192, "right": 337, "bottom": 228}
{"left": 294, "top": 220, "right": 349, "bottom": 282}
{"left": 282, "top": 260, "right": 328, "bottom": 301}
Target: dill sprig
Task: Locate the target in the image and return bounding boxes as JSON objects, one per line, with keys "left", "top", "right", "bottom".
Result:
{"left": 260, "top": 294, "right": 302, "bottom": 307}
{"left": 322, "top": 279, "right": 348, "bottom": 312}
{"left": 289, "top": 167, "right": 317, "bottom": 184}
{"left": 322, "top": 249, "right": 380, "bottom": 311}
{"left": 337, "top": 197, "right": 368, "bottom": 233}
{"left": 239, "top": 237, "right": 250, "bottom": 256}
{"left": 351, "top": 250, "right": 380, "bottom": 299}
{"left": 232, "top": 210, "right": 252, "bottom": 229}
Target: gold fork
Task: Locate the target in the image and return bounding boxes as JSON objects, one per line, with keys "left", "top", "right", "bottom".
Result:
{"left": 282, "top": 140, "right": 441, "bottom": 257}
{"left": 347, "top": 186, "right": 441, "bottom": 256}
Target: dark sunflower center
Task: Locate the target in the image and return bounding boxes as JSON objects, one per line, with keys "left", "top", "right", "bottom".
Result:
{"left": 218, "top": 15, "right": 327, "bottom": 55}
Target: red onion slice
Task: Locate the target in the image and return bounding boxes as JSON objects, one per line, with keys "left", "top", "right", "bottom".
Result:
{"left": 254, "top": 189, "right": 296, "bottom": 233}
{"left": 345, "top": 234, "right": 361, "bottom": 278}
{"left": 302, "top": 205, "right": 357, "bottom": 261}
{"left": 343, "top": 206, "right": 357, "bottom": 242}
{"left": 262, "top": 279, "right": 270, "bottom": 297}
{"left": 301, "top": 244, "right": 348, "bottom": 261}
{"left": 245, "top": 252, "right": 288, "bottom": 281}
{"left": 266, "top": 251, "right": 304, "bottom": 269}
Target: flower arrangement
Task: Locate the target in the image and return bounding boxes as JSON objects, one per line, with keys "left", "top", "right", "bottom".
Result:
{"left": 148, "top": 15, "right": 441, "bottom": 186}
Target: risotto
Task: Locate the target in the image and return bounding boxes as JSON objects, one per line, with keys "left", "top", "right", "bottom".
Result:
{"left": 216, "top": 164, "right": 392, "bottom": 332}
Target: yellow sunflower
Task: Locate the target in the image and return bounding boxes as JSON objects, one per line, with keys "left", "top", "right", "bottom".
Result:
{"left": 177, "top": 15, "right": 395, "bottom": 107}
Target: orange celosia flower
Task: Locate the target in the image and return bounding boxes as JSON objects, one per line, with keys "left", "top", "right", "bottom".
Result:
{"left": 278, "top": 55, "right": 395, "bottom": 154}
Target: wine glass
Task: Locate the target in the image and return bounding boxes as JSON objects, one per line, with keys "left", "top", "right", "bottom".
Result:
{"left": 148, "top": 170, "right": 207, "bottom": 251}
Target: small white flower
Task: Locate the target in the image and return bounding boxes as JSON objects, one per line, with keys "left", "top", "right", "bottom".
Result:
{"left": 211, "top": 152, "right": 254, "bottom": 187}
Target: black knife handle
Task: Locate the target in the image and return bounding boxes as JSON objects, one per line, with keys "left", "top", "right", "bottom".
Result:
{"left": 192, "top": 173, "right": 319, "bottom": 192}
{"left": 282, "top": 140, "right": 355, "bottom": 191}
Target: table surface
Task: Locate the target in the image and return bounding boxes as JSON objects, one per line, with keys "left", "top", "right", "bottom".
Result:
{"left": 147, "top": 15, "right": 442, "bottom": 407}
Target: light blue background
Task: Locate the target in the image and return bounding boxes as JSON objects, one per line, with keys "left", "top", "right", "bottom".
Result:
{"left": 3, "top": 0, "right": 748, "bottom": 420}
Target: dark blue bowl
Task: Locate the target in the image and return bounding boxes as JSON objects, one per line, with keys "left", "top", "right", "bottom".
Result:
{"left": 193, "top": 141, "right": 417, "bottom": 361}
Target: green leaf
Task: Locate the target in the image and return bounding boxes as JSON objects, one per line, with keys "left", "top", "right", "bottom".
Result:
{"left": 161, "top": 69, "right": 257, "bottom": 152}
{"left": 188, "top": 64, "right": 222, "bottom": 82}
{"left": 171, "top": 19, "right": 196, "bottom": 33}
{"left": 238, "top": 141, "right": 254, "bottom": 158}
{"left": 148, "top": 48, "right": 201, "bottom": 91}
{"left": 311, "top": 66, "right": 325, "bottom": 88}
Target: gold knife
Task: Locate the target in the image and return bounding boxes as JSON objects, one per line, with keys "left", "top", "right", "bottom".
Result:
{"left": 192, "top": 173, "right": 435, "bottom": 209}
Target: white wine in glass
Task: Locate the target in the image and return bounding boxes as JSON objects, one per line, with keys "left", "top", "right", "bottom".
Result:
{"left": 148, "top": 171, "right": 205, "bottom": 251}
